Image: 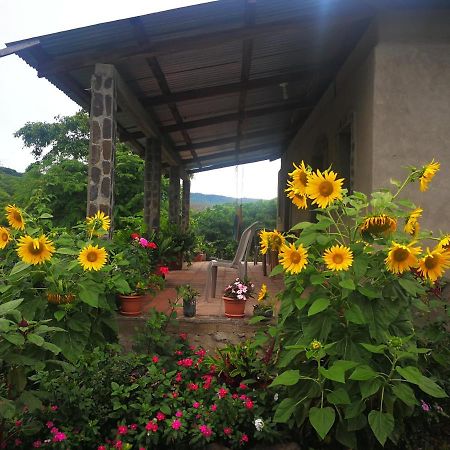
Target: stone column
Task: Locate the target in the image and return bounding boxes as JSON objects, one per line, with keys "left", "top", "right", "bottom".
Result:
{"left": 168, "top": 166, "right": 181, "bottom": 226}
{"left": 181, "top": 178, "right": 191, "bottom": 231}
{"left": 87, "top": 64, "right": 117, "bottom": 226}
{"left": 144, "top": 138, "right": 162, "bottom": 234}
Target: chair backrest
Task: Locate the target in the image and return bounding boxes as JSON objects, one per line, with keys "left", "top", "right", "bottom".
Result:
{"left": 230, "top": 222, "right": 260, "bottom": 268}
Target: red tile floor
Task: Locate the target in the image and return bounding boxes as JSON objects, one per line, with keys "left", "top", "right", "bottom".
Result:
{"left": 141, "top": 261, "right": 284, "bottom": 318}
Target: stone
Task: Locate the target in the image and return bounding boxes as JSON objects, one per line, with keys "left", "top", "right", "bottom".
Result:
{"left": 206, "top": 444, "right": 230, "bottom": 450}
{"left": 102, "top": 160, "right": 111, "bottom": 175}
{"left": 105, "top": 94, "right": 112, "bottom": 116}
{"left": 91, "top": 166, "right": 101, "bottom": 184}
{"left": 87, "top": 203, "right": 97, "bottom": 216}
{"left": 91, "top": 121, "right": 101, "bottom": 144}
{"left": 90, "top": 144, "right": 101, "bottom": 165}
{"left": 213, "top": 332, "right": 228, "bottom": 342}
{"left": 104, "top": 77, "right": 113, "bottom": 89}
{"left": 92, "top": 93, "right": 104, "bottom": 117}
{"left": 102, "top": 140, "right": 112, "bottom": 160}
{"left": 89, "top": 184, "right": 98, "bottom": 202}
{"left": 237, "top": 333, "right": 246, "bottom": 338}
{"left": 101, "top": 177, "right": 111, "bottom": 198}
{"left": 103, "top": 118, "right": 112, "bottom": 139}
{"left": 250, "top": 443, "right": 300, "bottom": 450}
{"left": 93, "top": 74, "right": 102, "bottom": 91}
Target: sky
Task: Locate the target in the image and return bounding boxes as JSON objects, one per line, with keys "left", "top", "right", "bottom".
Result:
{"left": 0, "top": 0, "right": 280, "bottom": 200}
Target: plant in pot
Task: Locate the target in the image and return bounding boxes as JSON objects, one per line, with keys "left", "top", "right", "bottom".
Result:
{"left": 253, "top": 283, "right": 274, "bottom": 319}
{"left": 222, "top": 277, "right": 254, "bottom": 318}
{"left": 112, "top": 232, "right": 164, "bottom": 316}
{"left": 176, "top": 284, "right": 199, "bottom": 317}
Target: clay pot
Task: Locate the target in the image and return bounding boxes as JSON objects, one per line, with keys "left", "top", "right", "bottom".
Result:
{"left": 223, "top": 296, "right": 246, "bottom": 318}
{"left": 118, "top": 294, "right": 148, "bottom": 316}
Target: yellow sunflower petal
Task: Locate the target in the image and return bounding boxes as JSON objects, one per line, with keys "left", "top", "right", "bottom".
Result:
{"left": 361, "top": 215, "right": 397, "bottom": 236}
{"left": 257, "top": 284, "right": 267, "bottom": 302}
{"left": 16, "top": 235, "right": 55, "bottom": 265}
{"left": 419, "top": 159, "right": 440, "bottom": 192}
{"left": 279, "top": 242, "right": 308, "bottom": 274}
{"left": 404, "top": 208, "right": 422, "bottom": 236}
{"left": 78, "top": 244, "right": 108, "bottom": 271}
{"left": 87, "top": 211, "right": 111, "bottom": 234}
{"left": 0, "top": 227, "right": 11, "bottom": 249}
{"left": 385, "top": 241, "right": 421, "bottom": 274}
{"left": 305, "top": 169, "right": 344, "bottom": 209}
{"left": 323, "top": 245, "right": 353, "bottom": 271}
{"left": 286, "top": 189, "right": 308, "bottom": 209}
{"left": 287, "top": 161, "right": 310, "bottom": 196}
{"left": 418, "top": 248, "right": 450, "bottom": 282}
{"left": 5, "top": 204, "right": 25, "bottom": 231}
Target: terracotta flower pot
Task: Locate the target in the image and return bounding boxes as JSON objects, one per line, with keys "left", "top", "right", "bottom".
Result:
{"left": 118, "top": 294, "right": 147, "bottom": 316}
{"left": 223, "top": 296, "right": 246, "bottom": 318}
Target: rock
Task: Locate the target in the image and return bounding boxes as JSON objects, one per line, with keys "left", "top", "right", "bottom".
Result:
{"left": 206, "top": 444, "right": 230, "bottom": 450}
{"left": 213, "top": 332, "right": 228, "bottom": 342}
{"left": 250, "top": 443, "right": 301, "bottom": 450}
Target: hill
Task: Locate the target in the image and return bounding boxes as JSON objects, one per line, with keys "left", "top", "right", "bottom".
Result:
{"left": 190, "top": 192, "right": 268, "bottom": 210}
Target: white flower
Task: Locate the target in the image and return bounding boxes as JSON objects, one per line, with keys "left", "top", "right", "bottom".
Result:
{"left": 274, "top": 393, "right": 279, "bottom": 401}
{"left": 254, "top": 418, "right": 264, "bottom": 431}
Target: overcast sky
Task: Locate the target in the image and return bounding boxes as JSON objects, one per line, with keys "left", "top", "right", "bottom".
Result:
{"left": 0, "top": 0, "right": 280, "bottom": 200}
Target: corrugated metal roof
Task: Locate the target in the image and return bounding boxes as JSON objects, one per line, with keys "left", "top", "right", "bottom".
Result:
{"left": 3, "top": 0, "right": 382, "bottom": 172}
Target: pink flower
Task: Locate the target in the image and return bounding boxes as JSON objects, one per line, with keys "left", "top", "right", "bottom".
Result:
{"left": 156, "top": 411, "right": 166, "bottom": 421}
{"left": 172, "top": 392, "right": 179, "bottom": 398}
{"left": 15, "top": 420, "right": 22, "bottom": 427}
{"left": 193, "top": 401, "right": 201, "bottom": 409}
{"left": 14, "top": 439, "right": 22, "bottom": 446}
{"left": 50, "top": 405, "right": 58, "bottom": 411}
{"left": 114, "top": 441, "right": 123, "bottom": 449}
{"left": 421, "top": 400, "right": 431, "bottom": 412}
{"left": 177, "top": 358, "right": 194, "bottom": 367}
{"left": 175, "top": 372, "right": 183, "bottom": 382}
{"left": 147, "top": 242, "right": 157, "bottom": 249}
{"left": 52, "top": 432, "right": 67, "bottom": 442}
{"left": 139, "top": 238, "right": 149, "bottom": 247}
{"left": 130, "top": 423, "right": 138, "bottom": 430}
{"left": 218, "top": 388, "right": 228, "bottom": 399}
{"left": 241, "top": 433, "right": 249, "bottom": 443}
{"left": 239, "top": 383, "right": 247, "bottom": 390}
{"left": 188, "top": 382, "right": 199, "bottom": 391}
{"left": 199, "top": 424, "right": 213, "bottom": 437}
{"left": 232, "top": 393, "right": 239, "bottom": 399}
{"left": 97, "top": 446, "right": 106, "bottom": 450}
{"left": 175, "top": 350, "right": 183, "bottom": 356}
{"left": 46, "top": 421, "right": 54, "bottom": 429}
{"left": 210, "top": 404, "right": 217, "bottom": 412}
{"left": 172, "top": 419, "right": 182, "bottom": 430}
{"left": 117, "top": 425, "right": 128, "bottom": 435}
{"left": 145, "top": 421, "right": 158, "bottom": 432}
{"left": 179, "top": 333, "right": 187, "bottom": 341}
{"left": 32, "top": 441, "right": 42, "bottom": 448}
{"left": 245, "top": 400, "right": 254, "bottom": 409}
{"left": 223, "top": 427, "right": 232, "bottom": 436}
{"left": 152, "top": 355, "right": 159, "bottom": 363}
{"left": 50, "top": 427, "right": 59, "bottom": 434}
{"left": 195, "top": 348, "right": 206, "bottom": 357}
{"left": 239, "top": 394, "right": 247, "bottom": 400}
{"left": 175, "top": 410, "right": 183, "bottom": 418}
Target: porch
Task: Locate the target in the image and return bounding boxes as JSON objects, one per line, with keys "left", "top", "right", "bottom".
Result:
{"left": 117, "top": 260, "right": 284, "bottom": 351}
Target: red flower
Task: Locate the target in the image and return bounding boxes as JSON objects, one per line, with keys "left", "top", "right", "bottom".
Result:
{"left": 130, "top": 423, "right": 138, "bottom": 431}
{"left": 156, "top": 412, "right": 166, "bottom": 421}
{"left": 245, "top": 399, "right": 254, "bottom": 409}
{"left": 210, "top": 404, "right": 217, "bottom": 412}
{"left": 172, "top": 392, "right": 179, "bottom": 398}
{"left": 114, "top": 441, "right": 123, "bottom": 449}
{"left": 52, "top": 432, "right": 67, "bottom": 442}
{"left": 239, "top": 383, "right": 247, "bottom": 390}
{"left": 239, "top": 394, "right": 247, "bottom": 400}
{"left": 147, "top": 242, "right": 157, "bottom": 249}
{"left": 241, "top": 433, "right": 249, "bottom": 443}
{"left": 179, "top": 333, "right": 188, "bottom": 341}
{"left": 131, "top": 233, "right": 140, "bottom": 240}
{"left": 97, "top": 446, "right": 107, "bottom": 450}
{"left": 195, "top": 348, "right": 206, "bottom": 357}
{"left": 188, "top": 382, "right": 199, "bottom": 391}
{"left": 177, "top": 358, "right": 194, "bottom": 367}
{"left": 158, "top": 266, "right": 169, "bottom": 275}
{"left": 145, "top": 421, "right": 158, "bottom": 432}
{"left": 46, "top": 421, "right": 54, "bottom": 429}
{"left": 223, "top": 427, "right": 232, "bottom": 436}
{"left": 232, "top": 394, "right": 239, "bottom": 399}
{"left": 175, "top": 410, "right": 183, "bottom": 418}
{"left": 152, "top": 355, "right": 159, "bottom": 363}
{"left": 175, "top": 372, "right": 183, "bottom": 382}
{"left": 32, "top": 442, "right": 42, "bottom": 448}
{"left": 15, "top": 420, "right": 22, "bottom": 427}
{"left": 193, "top": 401, "right": 201, "bottom": 409}
{"left": 14, "top": 439, "right": 22, "bottom": 446}
{"left": 50, "top": 405, "right": 58, "bottom": 411}
{"left": 172, "top": 419, "right": 182, "bottom": 430}
{"left": 199, "top": 424, "right": 213, "bottom": 437}
{"left": 117, "top": 425, "right": 128, "bottom": 435}
{"left": 218, "top": 388, "right": 228, "bottom": 399}
{"left": 175, "top": 350, "right": 183, "bottom": 355}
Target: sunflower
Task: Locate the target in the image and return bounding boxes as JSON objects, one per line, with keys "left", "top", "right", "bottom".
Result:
{"left": 259, "top": 230, "right": 270, "bottom": 255}
{"left": 287, "top": 161, "right": 310, "bottom": 195}
{"left": 323, "top": 245, "right": 353, "bottom": 271}
{"left": 419, "top": 159, "right": 440, "bottom": 192}
{"left": 404, "top": 208, "right": 422, "bottom": 236}
{"left": 437, "top": 235, "right": 450, "bottom": 253}
{"left": 87, "top": 211, "right": 111, "bottom": 234}
{"left": 257, "top": 284, "right": 268, "bottom": 302}
{"left": 385, "top": 241, "right": 421, "bottom": 274}
{"left": 360, "top": 215, "right": 397, "bottom": 237}
{"left": 16, "top": 235, "right": 55, "bottom": 265}
{"left": 78, "top": 244, "right": 108, "bottom": 271}
{"left": 286, "top": 189, "right": 308, "bottom": 209}
{"left": 0, "top": 227, "right": 11, "bottom": 249}
{"left": 305, "top": 169, "right": 344, "bottom": 209}
{"left": 260, "top": 230, "right": 285, "bottom": 254}
{"left": 279, "top": 242, "right": 308, "bottom": 274}
{"left": 418, "top": 248, "right": 450, "bottom": 282}
{"left": 5, "top": 204, "right": 25, "bottom": 230}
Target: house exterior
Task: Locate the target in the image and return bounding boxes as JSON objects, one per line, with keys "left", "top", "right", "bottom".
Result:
{"left": 279, "top": 10, "right": 450, "bottom": 234}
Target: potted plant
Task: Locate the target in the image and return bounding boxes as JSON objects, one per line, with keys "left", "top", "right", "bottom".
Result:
{"left": 222, "top": 277, "right": 254, "bottom": 318}
{"left": 253, "top": 283, "right": 274, "bottom": 319}
{"left": 113, "top": 232, "right": 164, "bottom": 316}
{"left": 176, "top": 284, "right": 199, "bottom": 317}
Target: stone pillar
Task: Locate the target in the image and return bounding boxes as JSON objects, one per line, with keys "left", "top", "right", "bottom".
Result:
{"left": 181, "top": 179, "right": 191, "bottom": 231}
{"left": 87, "top": 64, "right": 116, "bottom": 226}
{"left": 168, "top": 166, "right": 181, "bottom": 226}
{"left": 144, "top": 138, "right": 161, "bottom": 234}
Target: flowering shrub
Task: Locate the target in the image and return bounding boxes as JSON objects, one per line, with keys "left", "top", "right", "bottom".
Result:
{"left": 269, "top": 160, "right": 449, "bottom": 447}
{"left": 223, "top": 278, "right": 255, "bottom": 301}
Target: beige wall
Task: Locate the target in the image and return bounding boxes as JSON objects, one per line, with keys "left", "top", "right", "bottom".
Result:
{"left": 281, "top": 10, "right": 450, "bottom": 235}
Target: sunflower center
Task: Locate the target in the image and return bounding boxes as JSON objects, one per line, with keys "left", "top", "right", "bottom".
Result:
{"left": 87, "top": 251, "right": 98, "bottom": 262}
{"left": 1, "top": 232, "right": 8, "bottom": 242}
{"left": 424, "top": 255, "right": 438, "bottom": 270}
{"left": 27, "top": 242, "right": 43, "bottom": 255}
{"left": 319, "top": 181, "right": 334, "bottom": 197}
{"left": 290, "top": 252, "right": 302, "bottom": 264}
{"left": 332, "top": 253, "right": 344, "bottom": 264}
{"left": 13, "top": 212, "right": 22, "bottom": 222}
{"left": 393, "top": 248, "right": 410, "bottom": 262}
{"left": 299, "top": 172, "right": 308, "bottom": 186}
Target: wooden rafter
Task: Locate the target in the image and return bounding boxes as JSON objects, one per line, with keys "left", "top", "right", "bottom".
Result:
{"left": 36, "top": 9, "right": 372, "bottom": 77}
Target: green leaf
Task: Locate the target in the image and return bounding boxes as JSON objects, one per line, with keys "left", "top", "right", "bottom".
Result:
{"left": 308, "top": 298, "right": 330, "bottom": 316}
{"left": 291, "top": 221, "right": 312, "bottom": 231}
{"left": 274, "top": 398, "right": 297, "bottom": 423}
{"left": 269, "top": 265, "right": 284, "bottom": 277}
{"left": 360, "top": 343, "right": 387, "bottom": 354}
{"left": 38, "top": 213, "right": 53, "bottom": 219}
{"left": 309, "top": 406, "right": 335, "bottom": 440}
{"left": 54, "top": 310, "right": 66, "bottom": 321}
{"left": 392, "top": 383, "right": 418, "bottom": 406}
{"left": 345, "top": 304, "right": 367, "bottom": 325}
{"left": 396, "top": 366, "right": 447, "bottom": 398}
{"left": 270, "top": 370, "right": 300, "bottom": 387}
{"left": 56, "top": 247, "right": 80, "bottom": 255}
{"left": 27, "top": 333, "right": 45, "bottom": 347}
{"left": 360, "top": 379, "right": 382, "bottom": 399}
{"left": 310, "top": 273, "right": 326, "bottom": 285}
{"left": 319, "top": 360, "right": 359, "bottom": 383}
{"left": 4, "top": 333, "right": 25, "bottom": 346}
{"left": 368, "top": 410, "right": 394, "bottom": 446}
{"left": 358, "top": 286, "right": 380, "bottom": 299}
{"left": 41, "top": 342, "right": 61, "bottom": 354}
{"left": 160, "top": 404, "right": 172, "bottom": 415}
{"left": 327, "top": 388, "right": 351, "bottom": 405}
{"left": 79, "top": 286, "right": 99, "bottom": 307}
{"left": 0, "top": 299, "right": 23, "bottom": 316}
{"left": 345, "top": 400, "right": 365, "bottom": 419}
{"left": 248, "top": 316, "right": 266, "bottom": 324}
{"left": 339, "top": 279, "right": 355, "bottom": 290}
{"left": 349, "top": 365, "right": 378, "bottom": 381}
{"left": 0, "top": 398, "right": 16, "bottom": 419}
{"left": 10, "top": 262, "right": 30, "bottom": 277}
{"left": 353, "top": 256, "right": 369, "bottom": 278}
{"left": 18, "top": 391, "right": 42, "bottom": 412}
{"left": 398, "top": 278, "right": 421, "bottom": 296}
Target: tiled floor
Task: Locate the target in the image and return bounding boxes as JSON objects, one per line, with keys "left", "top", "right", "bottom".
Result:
{"left": 141, "top": 261, "right": 284, "bottom": 317}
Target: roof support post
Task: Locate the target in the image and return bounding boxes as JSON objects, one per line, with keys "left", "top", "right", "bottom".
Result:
{"left": 144, "top": 138, "right": 162, "bottom": 235}
{"left": 168, "top": 166, "right": 181, "bottom": 226}
{"left": 181, "top": 178, "right": 191, "bottom": 232}
{"left": 87, "top": 63, "right": 117, "bottom": 234}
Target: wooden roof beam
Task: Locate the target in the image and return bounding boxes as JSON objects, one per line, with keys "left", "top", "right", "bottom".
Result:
{"left": 36, "top": 9, "right": 372, "bottom": 77}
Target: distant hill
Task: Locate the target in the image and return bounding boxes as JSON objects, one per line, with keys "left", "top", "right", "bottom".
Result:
{"left": 190, "top": 193, "right": 268, "bottom": 210}
{"left": 0, "top": 167, "right": 22, "bottom": 177}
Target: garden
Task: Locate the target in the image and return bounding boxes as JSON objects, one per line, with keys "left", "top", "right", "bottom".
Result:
{"left": 0, "top": 158, "right": 450, "bottom": 449}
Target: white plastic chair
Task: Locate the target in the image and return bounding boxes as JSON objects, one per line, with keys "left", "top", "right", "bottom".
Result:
{"left": 204, "top": 221, "right": 261, "bottom": 300}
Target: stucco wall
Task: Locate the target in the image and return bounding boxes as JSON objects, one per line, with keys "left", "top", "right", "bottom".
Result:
{"left": 280, "top": 23, "right": 377, "bottom": 230}
{"left": 372, "top": 11, "right": 450, "bottom": 233}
